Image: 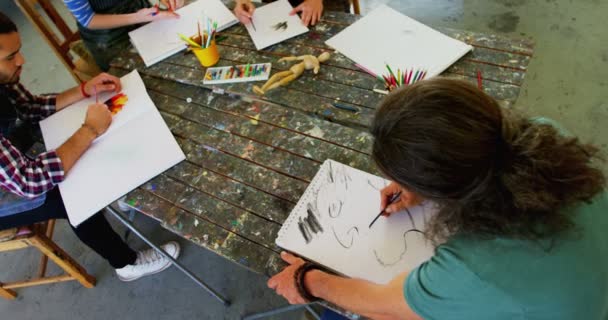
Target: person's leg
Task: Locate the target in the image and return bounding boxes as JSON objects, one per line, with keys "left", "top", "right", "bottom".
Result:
{"left": 0, "top": 188, "right": 136, "bottom": 268}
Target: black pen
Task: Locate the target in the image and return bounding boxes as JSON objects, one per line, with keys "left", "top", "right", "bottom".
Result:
{"left": 369, "top": 191, "right": 402, "bottom": 228}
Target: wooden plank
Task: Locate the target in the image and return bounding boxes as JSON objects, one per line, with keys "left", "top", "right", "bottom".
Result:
{"left": 139, "top": 73, "right": 375, "bottom": 155}
{"left": 110, "top": 58, "right": 374, "bottom": 128}
{"left": 177, "top": 137, "right": 307, "bottom": 203}
{"left": 157, "top": 199, "right": 278, "bottom": 274}
{"left": 2, "top": 275, "right": 74, "bottom": 289}
{"left": 0, "top": 239, "right": 30, "bottom": 251}
{"left": 149, "top": 90, "right": 376, "bottom": 173}
{"left": 166, "top": 161, "right": 294, "bottom": 223}
{"left": 27, "top": 235, "right": 96, "bottom": 288}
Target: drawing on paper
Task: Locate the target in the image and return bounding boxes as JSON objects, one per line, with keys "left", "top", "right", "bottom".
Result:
{"left": 104, "top": 93, "right": 128, "bottom": 115}
{"left": 311, "top": 162, "right": 426, "bottom": 266}
{"left": 373, "top": 209, "right": 425, "bottom": 266}
{"left": 298, "top": 203, "right": 324, "bottom": 243}
{"left": 272, "top": 21, "right": 288, "bottom": 31}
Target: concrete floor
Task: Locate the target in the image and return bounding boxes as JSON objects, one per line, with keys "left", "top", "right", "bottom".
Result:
{"left": 1, "top": 0, "right": 606, "bottom": 319}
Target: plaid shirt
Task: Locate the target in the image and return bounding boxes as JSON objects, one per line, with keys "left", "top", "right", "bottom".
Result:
{"left": 0, "top": 83, "right": 65, "bottom": 198}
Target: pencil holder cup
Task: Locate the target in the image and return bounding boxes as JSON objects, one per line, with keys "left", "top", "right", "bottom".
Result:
{"left": 190, "top": 34, "right": 220, "bottom": 67}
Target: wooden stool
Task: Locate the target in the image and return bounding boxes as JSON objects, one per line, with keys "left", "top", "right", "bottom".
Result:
{"left": 14, "top": 0, "right": 101, "bottom": 83}
{"left": 0, "top": 220, "right": 96, "bottom": 300}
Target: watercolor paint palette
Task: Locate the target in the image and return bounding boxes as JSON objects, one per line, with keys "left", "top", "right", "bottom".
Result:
{"left": 203, "top": 63, "right": 272, "bottom": 84}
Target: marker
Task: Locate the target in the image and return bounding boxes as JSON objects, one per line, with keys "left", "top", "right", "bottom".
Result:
{"left": 369, "top": 191, "right": 402, "bottom": 228}
{"left": 331, "top": 102, "right": 358, "bottom": 113}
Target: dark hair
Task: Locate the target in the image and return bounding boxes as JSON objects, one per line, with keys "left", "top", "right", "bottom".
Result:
{"left": 0, "top": 12, "right": 17, "bottom": 34}
{"left": 371, "top": 78, "right": 605, "bottom": 242}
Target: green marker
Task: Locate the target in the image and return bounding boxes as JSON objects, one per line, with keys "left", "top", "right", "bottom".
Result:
{"left": 244, "top": 63, "right": 250, "bottom": 77}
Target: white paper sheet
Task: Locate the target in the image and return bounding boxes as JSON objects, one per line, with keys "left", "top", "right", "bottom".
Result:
{"left": 128, "top": 0, "right": 238, "bottom": 66}
{"left": 245, "top": 0, "right": 309, "bottom": 50}
{"left": 325, "top": 5, "right": 473, "bottom": 78}
{"left": 276, "top": 160, "right": 436, "bottom": 284}
{"left": 40, "top": 70, "right": 185, "bottom": 226}
{"left": 39, "top": 71, "right": 148, "bottom": 150}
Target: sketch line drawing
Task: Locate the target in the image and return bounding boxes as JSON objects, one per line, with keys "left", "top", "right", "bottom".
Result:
{"left": 327, "top": 200, "right": 344, "bottom": 218}
{"left": 332, "top": 226, "right": 359, "bottom": 249}
{"left": 272, "top": 21, "right": 288, "bottom": 31}
{"left": 298, "top": 204, "right": 324, "bottom": 243}
{"left": 373, "top": 208, "right": 426, "bottom": 266}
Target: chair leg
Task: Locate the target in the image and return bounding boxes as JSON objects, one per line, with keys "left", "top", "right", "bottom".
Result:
{"left": 26, "top": 234, "right": 96, "bottom": 289}
{"left": 0, "top": 284, "right": 17, "bottom": 300}
{"left": 351, "top": 0, "right": 361, "bottom": 14}
{"left": 38, "top": 219, "right": 56, "bottom": 278}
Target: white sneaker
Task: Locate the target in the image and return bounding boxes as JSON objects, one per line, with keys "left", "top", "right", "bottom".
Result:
{"left": 116, "top": 241, "right": 181, "bottom": 282}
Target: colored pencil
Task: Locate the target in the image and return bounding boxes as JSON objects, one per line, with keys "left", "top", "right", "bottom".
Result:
{"left": 477, "top": 70, "right": 483, "bottom": 90}
{"left": 354, "top": 63, "right": 378, "bottom": 78}
{"left": 94, "top": 85, "right": 98, "bottom": 103}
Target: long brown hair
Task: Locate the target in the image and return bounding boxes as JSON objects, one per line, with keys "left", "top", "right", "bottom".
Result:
{"left": 371, "top": 78, "right": 605, "bottom": 242}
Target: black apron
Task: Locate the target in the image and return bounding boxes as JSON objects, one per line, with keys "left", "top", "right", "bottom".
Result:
{"left": 77, "top": 0, "right": 151, "bottom": 71}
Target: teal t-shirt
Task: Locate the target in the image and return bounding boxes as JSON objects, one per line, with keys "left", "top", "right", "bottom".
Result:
{"left": 404, "top": 192, "right": 608, "bottom": 320}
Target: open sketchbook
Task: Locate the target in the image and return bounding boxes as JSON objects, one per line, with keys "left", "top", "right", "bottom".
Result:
{"left": 244, "top": 0, "right": 309, "bottom": 50}
{"left": 325, "top": 5, "right": 472, "bottom": 79}
{"left": 40, "top": 70, "right": 185, "bottom": 226}
{"left": 276, "top": 160, "right": 436, "bottom": 284}
{"left": 128, "top": 0, "right": 238, "bottom": 67}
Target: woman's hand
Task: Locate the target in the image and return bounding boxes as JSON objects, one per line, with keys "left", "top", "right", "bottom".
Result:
{"left": 267, "top": 252, "right": 308, "bottom": 305}
{"left": 135, "top": 7, "right": 179, "bottom": 23}
{"left": 290, "top": 0, "right": 323, "bottom": 26}
{"left": 234, "top": 0, "right": 256, "bottom": 25}
{"left": 161, "top": 0, "right": 185, "bottom": 10}
{"left": 380, "top": 182, "right": 423, "bottom": 216}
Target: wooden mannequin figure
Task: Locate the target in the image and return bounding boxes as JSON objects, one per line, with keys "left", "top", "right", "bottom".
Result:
{"left": 253, "top": 52, "right": 331, "bottom": 95}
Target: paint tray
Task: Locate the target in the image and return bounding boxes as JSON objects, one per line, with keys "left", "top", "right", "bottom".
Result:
{"left": 203, "top": 63, "right": 271, "bottom": 85}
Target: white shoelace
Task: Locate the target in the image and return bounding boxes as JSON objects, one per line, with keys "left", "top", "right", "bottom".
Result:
{"left": 136, "top": 249, "right": 165, "bottom": 265}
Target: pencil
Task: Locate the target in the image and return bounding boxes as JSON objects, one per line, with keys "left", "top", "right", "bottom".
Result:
{"left": 94, "top": 85, "right": 98, "bottom": 103}
{"left": 477, "top": 70, "right": 483, "bottom": 90}
{"left": 332, "top": 102, "right": 359, "bottom": 113}
{"left": 369, "top": 191, "right": 402, "bottom": 228}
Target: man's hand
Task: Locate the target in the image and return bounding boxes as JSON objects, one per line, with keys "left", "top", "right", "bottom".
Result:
{"left": 234, "top": 0, "right": 255, "bottom": 25}
{"left": 380, "top": 182, "right": 423, "bottom": 216}
{"left": 290, "top": 0, "right": 323, "bottom": 26}
{"left": 267, "top": 252, "right": 308, "bottom": 305}
{"left": 83, "top": 103, "right": 112, "bottom": 137}
{"left": 84, "top": 73, "right": 121, "bottom": 98}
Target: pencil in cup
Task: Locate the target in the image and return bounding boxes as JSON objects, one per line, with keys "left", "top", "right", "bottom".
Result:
{"left": 190, "top": 34, "right": 220, "bottom": 67}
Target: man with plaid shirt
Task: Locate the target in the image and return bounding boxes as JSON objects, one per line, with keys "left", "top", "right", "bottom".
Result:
{"left": 0, "top": 12, "right": 180, "bottom": 282}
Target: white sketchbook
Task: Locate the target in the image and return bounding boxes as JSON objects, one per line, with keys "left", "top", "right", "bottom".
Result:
{"left": 128, "top": 0, "right": 238, "bottom": 67}
{"left": 245, "top": 0, "right": 309, "bottom": 50}
{"left": 40, "top": 70, "right": 185, "bottom": 226}
{"left": 325, "top": 5, "right": 472, "bottom": 79}
{"left": 276, "top": 160, "right": 436, "bottom": 284}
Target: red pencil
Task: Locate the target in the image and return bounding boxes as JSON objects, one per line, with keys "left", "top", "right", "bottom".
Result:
{"left": 477, "top": 70, "right": 483, "bottom": 89}
{"left": 94, "top": 85, "right": 98, "bottom": 104}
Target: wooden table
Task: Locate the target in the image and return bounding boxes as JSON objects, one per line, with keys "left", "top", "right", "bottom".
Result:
{"left": 108, "top": 6, "right": 534, "bottom": 314}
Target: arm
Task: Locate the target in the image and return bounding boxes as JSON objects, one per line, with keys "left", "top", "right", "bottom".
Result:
{"left": 306, "top": 270, "right": 421, "bottom": 320}
{"left": 267, "top": 252, "right": 422, "bottom": 320}
{"left": 55, "top": 73, "right": 122, "bottom": 111}
{"left": 0, "top": 104, "right": 111, "bottom": 198}
{"left": 63, "top": 0, "right": 178, "bottom": 30}
{"left": 11, "top": 73, "right": 121, "bottom": 121}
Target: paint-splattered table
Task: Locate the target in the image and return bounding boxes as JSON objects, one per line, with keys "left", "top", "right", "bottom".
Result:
{"left": 108, "top": 5, "right": 534, "bottom": 315}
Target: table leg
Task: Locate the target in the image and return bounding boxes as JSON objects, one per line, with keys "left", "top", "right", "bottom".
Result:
{"left": 105, "top": 206, "right": 231, "bottom": 306}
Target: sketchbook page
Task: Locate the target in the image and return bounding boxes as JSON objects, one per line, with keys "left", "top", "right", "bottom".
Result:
{"left": 59, "top": 107, "right": 185, "bottom": 227}
{"left": 40, "top": 70, "right": 150, "bottom": 150}
{"left": 325, "top": 5, "right": 472, "bottom": 78}
{"left": 244, "top": 0, "right": 309, "bottom": 50}
{"left": 128, "top": 0, "right": 237, "bottom": 66}
{"left": 276, "top": 160, "right": 436, "bottom": 284}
